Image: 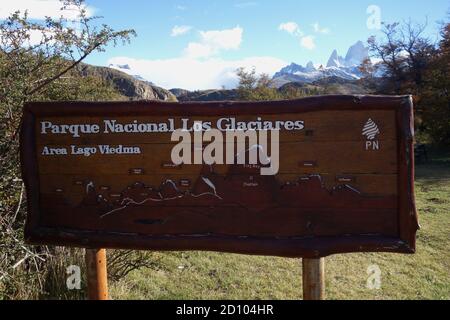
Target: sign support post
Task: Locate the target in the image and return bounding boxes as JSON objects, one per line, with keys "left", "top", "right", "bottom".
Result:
{"left": 85, "top": 248, "right": 109, "bottom": 300}
{"left": 302, "top": 258, "right": 325, "bottom": 300}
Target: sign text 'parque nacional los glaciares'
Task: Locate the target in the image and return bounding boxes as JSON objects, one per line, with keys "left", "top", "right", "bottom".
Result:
{"left": 39, "top": 117, "right": 305, "bottom": 137}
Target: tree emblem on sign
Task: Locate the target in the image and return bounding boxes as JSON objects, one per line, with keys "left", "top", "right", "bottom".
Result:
{"left": 362, "top": 118, "right": 380, "bottom": 140}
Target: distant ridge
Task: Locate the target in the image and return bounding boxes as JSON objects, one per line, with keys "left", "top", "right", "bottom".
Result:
{"left": 272, "top": 41, "right": 370, "bottom": 88}
{"left": 80, "top": 64, "right": 177, "bottom": 101}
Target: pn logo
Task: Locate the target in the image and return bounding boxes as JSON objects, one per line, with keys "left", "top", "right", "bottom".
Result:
{"left": 363, "top": 118, "right": 380, "bottom": 150}
{"left": 362, "top": 118, "right": 380, "bottom": 140}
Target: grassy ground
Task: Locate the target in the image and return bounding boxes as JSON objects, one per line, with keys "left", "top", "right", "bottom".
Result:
{"left": 109, "top": 148, "right": 450, "bottom": 300}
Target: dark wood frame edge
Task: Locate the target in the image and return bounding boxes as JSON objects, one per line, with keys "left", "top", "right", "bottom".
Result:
{"left": 20, "top": 95, "right": 419, "bottom": 258}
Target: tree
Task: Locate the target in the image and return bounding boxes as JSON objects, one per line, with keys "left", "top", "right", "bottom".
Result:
{"left": 366, "top": 19, "right": 449, "bottom": 145}
{"left": 236, "top": 67, "right": 282, "bottom": 101}
{"left": 359, "top": 58, "right": 376, "bottom": 78}
{"left": 236, "top": 67, "right": 310, "bottom": 101}
{"left": 358, "top": 58, "right": 379, "bottom": 91}
{"left": 368, "top": 21, "right": 434, "bottom": 95}
{"left": 0, "top": 0, "right": 135, "bottom": 299}
{"left": 0, "top": 0, "right": 135, "bottom": 105}
{"left": 420, "top": 23, "right": 450, "bottom": 145}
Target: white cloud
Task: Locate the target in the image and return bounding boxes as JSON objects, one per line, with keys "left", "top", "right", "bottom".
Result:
{"left": 312, "top": 22, "right": 330, "bottom": 34}
{"left": 300, "top": 35, "right": 316, "bottom": 50}
{"left": 109, "top": 24, "right": 283, "bottom": 91}
{"left": 278, "top": 22, "right": 302, "bottom": 36}
{"left": 199, "top": 27, "right": 243, "bottom": 50}
{"left": 184, "top": 42, "right": 215, "bottom": 59}
{"left": 279, "top": 21, "right": 315, "bottom": 50}
{"left": 184, "top": 26, "right": 243, "bottom": 58}
{"left": 171, "top": 25, "right": 192, "bottom": 37}
{"left": 108, "top": 56, "right": 287, "bottom": 91}
{"left": 0, "top": 0, "right": 95, "bottom": 20}
{"left": 26, "top": 29, "right": 55, "bottom": 46}
{"left": 175, "top": 5, "right": 187, "bottom": 11}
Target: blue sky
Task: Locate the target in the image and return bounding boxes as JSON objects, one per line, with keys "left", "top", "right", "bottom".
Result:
{"left": 1, "top": 0, "right": 448, "bottom": 89}
{"left": 85, "top": 0, "right": 448, "bottom": 65}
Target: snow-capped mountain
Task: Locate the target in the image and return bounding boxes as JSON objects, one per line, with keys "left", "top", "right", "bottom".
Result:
{"left": 273, "top": 41, "right": 369, "bottom": 87}
{"left": 327, "top": 49, "right": 346, "bottom": 68}
{"left": 345, "top": 41, "right": 370, "bottom": 66}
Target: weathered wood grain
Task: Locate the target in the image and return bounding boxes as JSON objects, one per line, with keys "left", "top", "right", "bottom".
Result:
{"left": 39, "top": 205, "right": 398, "bottom": 238}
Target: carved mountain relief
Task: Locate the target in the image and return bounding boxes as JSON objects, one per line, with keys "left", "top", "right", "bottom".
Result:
{"left": 38, "top": 154, "right": 394, "bottom": 238}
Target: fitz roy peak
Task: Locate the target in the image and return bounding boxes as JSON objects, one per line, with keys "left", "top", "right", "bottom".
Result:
{"left": 273, "top": 41, "right": 370, "bottom": 87}
{"left": 327, "top": 49, "right": 346, "bottom": 68}
{"left": 345, "top": 40, "right": 370, "bottom": 66}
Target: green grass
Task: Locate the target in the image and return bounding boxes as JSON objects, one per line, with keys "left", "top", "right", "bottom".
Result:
{"left": 109, "top": 148, "right": 450, "bottom": 300}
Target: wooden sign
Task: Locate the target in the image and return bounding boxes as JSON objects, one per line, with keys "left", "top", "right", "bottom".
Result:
{"left": 20, "top": 95, "right": 418, "bottom": 258}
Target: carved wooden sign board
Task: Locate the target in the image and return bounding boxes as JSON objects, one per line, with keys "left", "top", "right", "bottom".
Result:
{"left": 21, "top": 95, "right": 418, "bottom": 258}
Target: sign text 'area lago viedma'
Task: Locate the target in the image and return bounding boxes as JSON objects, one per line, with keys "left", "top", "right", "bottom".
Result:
{"left": 20, "top": 95, "right": 418, "bottom": 258}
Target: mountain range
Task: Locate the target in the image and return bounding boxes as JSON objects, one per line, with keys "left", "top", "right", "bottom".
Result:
{"left": 271, "top": 41, "right": 370, "bottom": 88}
{"left": 95, "top": 40, "right": 371, "bottom": 101}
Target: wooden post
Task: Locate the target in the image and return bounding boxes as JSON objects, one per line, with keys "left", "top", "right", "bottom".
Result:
{"left": 85, "top": 248, "right": 109, "bottom": 300}
{"left": 302, "top": 258, "right": 325, "bottom": 300}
